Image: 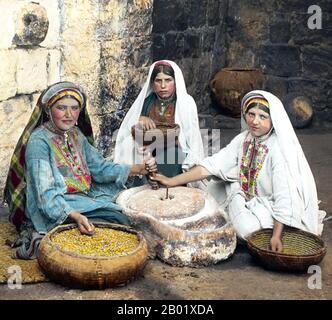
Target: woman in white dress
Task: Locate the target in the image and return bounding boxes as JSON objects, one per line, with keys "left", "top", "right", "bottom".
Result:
{"left": 152, "top": 90, "right": 325, "bottom": 252}
{"left": 114, "top": 60, "right": 204, "bottom": 184}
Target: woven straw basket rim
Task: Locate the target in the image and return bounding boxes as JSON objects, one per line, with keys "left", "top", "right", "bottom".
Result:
{"left": 45, "top": 222, "right": 146, "bottom": 260}
{"left": 247, "top": 227, "right": 326, "bottom": 258}
{"left": 247, "top": 228, "right": 326, "bottom": 271}
{"left": 38, "top": 222, "right": 148, "bottom": 289}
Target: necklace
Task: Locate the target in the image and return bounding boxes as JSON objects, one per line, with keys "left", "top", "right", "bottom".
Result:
{"left": 156, "top": 92, "right": 176, "bottom": 106}
{"left": 47, "top": 125, "right": 86, "bottom": 176}
{"left": 155, "top": 93, "right": 176, "bottom": 116}
{"left": 44, "top": 121, "right": 71, "bottom": 145}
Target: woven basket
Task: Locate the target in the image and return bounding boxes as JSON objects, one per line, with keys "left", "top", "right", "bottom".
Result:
{"left": 131, "top": 122, "right": 180, "bottom": 147}
{"left": 247, "top": 228, "right": 326, "bottom": 272}
{"left": 37, "top": 222, "right": 148, "bottom": 289}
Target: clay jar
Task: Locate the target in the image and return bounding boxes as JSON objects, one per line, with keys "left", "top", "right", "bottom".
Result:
{"left": 283, "top": 92, "right": 314, "bottom": 128}
{"left": 210, "top": 68, "right": 265, "bottom": 117}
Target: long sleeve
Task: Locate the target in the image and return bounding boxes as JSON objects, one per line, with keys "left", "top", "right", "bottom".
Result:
{"left": 199, "top": 132, "right": 245, "bottom": 181}
{"left": 179, "top": 95, "right": 205, "bottom": 170}
{"left": 270, "top": 144, "right": 302, "bottom": 229}
{"left": 81, "top": 134, "right": 130, "bottom": 189}
{"left": 25, "top": 137, "right": 75, "bottom": 225}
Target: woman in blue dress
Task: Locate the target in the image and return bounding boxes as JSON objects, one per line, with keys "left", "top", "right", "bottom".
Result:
{"left": 4, "top": 81, "right": 156, "bottom": 259}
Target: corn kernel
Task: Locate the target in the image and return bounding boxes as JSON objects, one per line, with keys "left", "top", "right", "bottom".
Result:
{"left": 52, "top": 227, "right": 139, "bottom": 257}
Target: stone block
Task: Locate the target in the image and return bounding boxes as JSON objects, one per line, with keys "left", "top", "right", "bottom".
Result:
{"left": 202, "top": 28, "right": 216, "bottom": 52}
{"left": 211, "top": 27, "right": 226, "bottom": 71}
{"left": 226, "top": 41, "right": 256, "bottom": 68}
{"left": 227, "top": 3, "right": 269, "bottom": 43}
{"left": 127, "top": 3, "right": 153, "bottom": 37}
{"left": 152, "top": 34, "right": 165, "bottom": 60}
{"left": 184, "top": 32, "right": 201, "bottom": 58}
{"left": 188, "top": 0, "right": 207, "bottom": 28}
{"left": 16, "top": 48, "right": 48, "bottom": 94}
{"left": 164, "top": 32, "right": 184, "bottom": 60}
{"left": 173, "top": 6, "right": 189, "bottom": 32}
{"left": 36, "top": 0, "right": 61, "bottom": 48}
{"left": 207, "top": 0, "right": 221, "bottom": 26}
{"left": 47, "top": 49, "right": 61, "bottom": 85}
{"left": 0, "top": 1, "right": 17, "bottom": 49}
{"left": 276, "top": 0, "right": 326, "bottom": 11}
{"left": 179, "top": 58, "right": 195, "bottom": 87}
{"left": 0, "top": 94, "right": 35, "bottom": 155}
{"left": 287, "top": 78, "right": 331, "bottom": 111}
{"left": 128, "top": 37, "right": 152, "bottom": 68}
{"left": 259, "top": 45, "right": 301, "bottom": 77}
{"left": 269, "top": 21, "right": 291, "bottom": 44}
{"left": 212, "top": 114, "right": 241, "bottom": 130}
{"left": 62, "top": 42, "right": 100, "bottom": 86}
{"left": 301, "top": 45, "right": 332, "bottom": 80}
{"left": 194, "top": 54, "right": 213, "bottom": 93}
{"left": 260, "top": 0, "right": 279, "bottom": 12}
{"left": 0, "top": 0, "right": 60, "bottom": 49}
{"left": 314, "top": 108, "right": 332, "bottom": 128}
{"left": 0, "top": 94, "right": 36, "bottom": 200}
{"left": 13, "top": 2, "right": 49, "bottom": 47}
{"left": 264, "top": 76, "right": 288, "bottom": 100}
{"left": 0, "top": 50, "right": 17, "bottom": 101}
{"left": 197, "top": 91, "right": 213, "bottom": 114}
{"left": 152, "top": 0, "right": 177, "bottom": 33}
{"left": 240, "top": 12, "right": 269, "bottom": 44}
{"left": 61, "top": 0, "right": 101, "bottom": 104}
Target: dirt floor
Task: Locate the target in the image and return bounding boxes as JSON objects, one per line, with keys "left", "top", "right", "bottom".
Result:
{"left": 0, "top": 128, "right": 331, "bottom": 300}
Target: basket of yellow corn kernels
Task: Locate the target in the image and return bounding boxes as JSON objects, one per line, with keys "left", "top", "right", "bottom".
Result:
{"left": 37, "top": 222, "right": 148, "bottom": 289}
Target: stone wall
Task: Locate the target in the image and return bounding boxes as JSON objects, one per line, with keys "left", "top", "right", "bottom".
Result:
{"left": 96, "top": 0, "right": 153, "bottom": 155}
{"left": 225, "top": 0, "right": 332, "bottom": 128}
{"left": 151, "top": 0, "right": 228, "bottom": 128}
{"left": 151, "top": 0, "right": 332, "bottom": 129}
{"left": 0, "top": 0, "right": 62, "bottom": 200}
{"left": 0, "top": 0, "right": 153, "bottom": 200}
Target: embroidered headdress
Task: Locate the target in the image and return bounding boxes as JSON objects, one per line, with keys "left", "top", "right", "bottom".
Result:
{"left": 243, "top": 96, "right": 270, "bottom": 115}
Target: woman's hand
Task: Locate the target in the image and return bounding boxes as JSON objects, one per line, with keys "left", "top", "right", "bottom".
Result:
{"left": 271, "top": 219, "right": 284, "bottom": 252}
{"left": 141, "top": 151, "right": 159, "bottom": 189}
{"left": 145, "top": 156, "right": 159, "bottom": 189}
{"left": 144, "top": 155, "right": 158, "bottom": 174}
{"left": 270, "top": 235, "right": 283, "bottom": 252}
{"left": 139, "top": 116, "right": 156, "bottom": 130}
{"left": 69, "top": 211, "right": 95, "bottom": 236}
{"left": 150, "top": 173, "right": 174, "bottom": 187}
{"left": 137, "top": 148, "right": 157, "bottom": 175}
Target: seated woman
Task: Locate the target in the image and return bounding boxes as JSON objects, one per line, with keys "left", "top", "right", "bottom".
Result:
{"left": 114, "top": 60, "right": 204, "bottom": 185}
{"left": 4, "top": 81, "right": 156, "bottom": 259}
{"left": 152, "top": 90, "right": 325, "bottom": 252}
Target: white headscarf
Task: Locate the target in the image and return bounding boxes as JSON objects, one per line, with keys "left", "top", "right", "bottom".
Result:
{"left": 114, "top": 60, "right": 204, "bottom": 170}
{"left": 241, "top": 90, "right": 325, "bottom": 235}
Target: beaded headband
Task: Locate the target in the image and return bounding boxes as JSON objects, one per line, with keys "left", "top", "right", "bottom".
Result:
{"left": 154, "top": 60, "right": 172, "bottom": 67}
{"left": 243, "top": 97, "right": 270, "bottom": 114}
{"left": 45, "top": 89, "right": 84, "bottom": 110}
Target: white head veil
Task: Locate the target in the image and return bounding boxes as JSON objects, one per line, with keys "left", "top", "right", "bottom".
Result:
{"left": 114, "top": 60, "right": 204, "bottom": 170}
{"left": 241, "top": 90, "right": 325, "bottom": 235}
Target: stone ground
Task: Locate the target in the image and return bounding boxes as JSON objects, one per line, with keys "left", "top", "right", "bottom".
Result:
{"left": 0, "top": 128, "right": 331, "bottom": 300}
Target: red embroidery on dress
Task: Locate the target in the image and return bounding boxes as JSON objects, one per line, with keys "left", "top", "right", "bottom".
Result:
{"left": 240, "top": 140, "right": 269, "bottom": 199}
{"left": 51, "top": 130, "right": 91, "bottom": 193}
